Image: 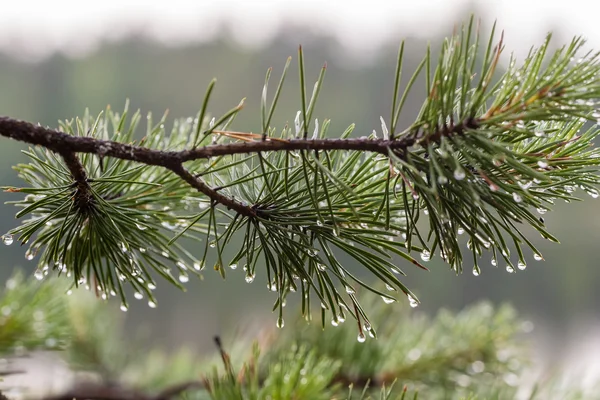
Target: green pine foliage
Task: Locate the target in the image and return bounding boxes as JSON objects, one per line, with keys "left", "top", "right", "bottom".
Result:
{"left": 2, "top": 17, "right": 600, "bottom": 331}
{"left": 2, "top": 15, "right": 600, "bottom": 398}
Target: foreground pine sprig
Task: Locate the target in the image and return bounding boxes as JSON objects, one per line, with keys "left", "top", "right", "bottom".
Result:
{"left": 1, "top": 17, "right": 600, "bottom": 330}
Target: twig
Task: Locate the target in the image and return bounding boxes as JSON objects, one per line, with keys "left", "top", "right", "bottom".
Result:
{"left": 0, "top": 116, "right": 478, "bottom": 215}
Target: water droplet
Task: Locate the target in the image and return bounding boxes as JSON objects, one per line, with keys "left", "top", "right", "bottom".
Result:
{"left": 245, "top": 274, "right": 255, "bottom": 283}
{"left": 533, "top": 253, "right": 543, "bottom": 261}
{"left": 66, "top": 290, "right": 72, "bottom": 296}
{"left": 345, "top": 286, "right": 355, "bottom": 294}
{"left": 317, "top": 263, "right": 326, "bottom": 271}
{"left": 385, "top": 284, "right": 396, "bottom": 292}
{"left": 134, "top": 292, "right": 143, "bottom": 300}
{"left": 491, "top": 258, "right": 497, "bottom": 266}
{"left": 457, "top": 227, "right": 465, "bottom": 235}
{"left": 34, "top": 269, "right": 44, "bottom": 280}
{"left": 2, "top": 234, "right": 13, "bottom": 246}
{"left": 506, "top": 265, "right": 515, "bottom": 273}
{"left": 407, "top": 294, "right": 419, "bottom": 308}
{"left": 209, "top": 241, "right": 216, "bottom": 248}
{"left": 519, "top": 181, "right": 533, "bottom": 190}
{"left": 148, "top": 300, "right": 157, "bottom": 308}
{"left": 228, "top": 263, "right": 238, "bottom": 270}
{"left": 438, "top": 176, "right": 448, "bottom": 185}
{"left": 25, "top": 249, "right": 35, "bottom": 261}
{"left": 587, "top": 189, "right": 599, "bottom": 198}
{"left": 179, "top": 274, "right": 189, "bottom": 283}
{"left": 139, "top": 247, "right": 147, "bottom": 253}
{"left": 472, "top": 267, "right": 480, "bottom": 276}
{"left": 391, "top": 267, "right": 401, "bottom": 275}
{"left": 161, "top": 251, "right": 170, "bottom": 258}
{"left": 537, "top": 160, "right": 548, "bottom": 168}
{"left": 316, "top": 220, "right": 323, "bottom": 227}
{"left": 120, "top": 304, "right": 128, "bottom": 312}
{"left": 534, "top": 130, "right": 545, "bottom": 137}
{"left": 454, "top": 168, "right": 466, "bottom": 180}
{"left": 193, "top": 262, "right": 204, "bottom": 271}
{"left": 276, "top": 317, "right": 285, "bottom": 329}
{"left": 357, "top": 332, "right": 366, "bottom": 343}
{"left": 512, "top": 193, "right": 522, "bottom": 203}
{"left": 517, "top": 260, "right": 527, "bottom": 270}
{"left": 120, "top": 242, "right": 128, "bottom": 252}
{"left": 420, "top": 249, "right": 431, "bottom": 262}
{"left": 412, "top": 192, "right": 420, "bottom": 200}
{"left": 136, "top": 223, "right": 147, "bottom": 231}
{"left": 331, "top": 318, "right": 339, "bottom": 327}
{"left": 382, "top": 296, "right": 396, "bottom": 304}
{"left": 537, "top": 207, "right": 548, "bottom": 215}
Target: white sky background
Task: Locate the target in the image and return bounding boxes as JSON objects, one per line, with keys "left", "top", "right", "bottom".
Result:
{"left": 0, "top": 0, "right": 599, "bottom": 62}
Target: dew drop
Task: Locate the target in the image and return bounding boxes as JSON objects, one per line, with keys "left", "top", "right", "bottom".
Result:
{"left": 438, "top": 175, "right": 448, "bottom": 185}
{"left": 537, "top": 160, "right": 548, "bottom": 168}
{"left": 357, "top": 332, "right": 366, "bottom": 343}
{"left": 519, "top": 181, "right": 533, "bottom": 190}
{"left": 457, "top": 227, "right": 465, "bottom": 235}
{"left": 34, "top": 269, "right": 44, "bottom": 280}
{"left": 420, "top": 249, "right": 431, "bottom": 262}
{"left": 512, "top": 193, "right": 522, "bottom": 203}
{"left": 120, "top": 304, "right": 128, "bottom": 312}
{"left": 412, "top": 192, "right": 420, "bottom": 200}
{"left": 134, "top": 292, "right": 143, "bottom": 300}
{"left": 179, "top": 274, "right": 189, "bottom": 283}
{"left": 506, "top": 265, "right": 515, "bottom": 273}
{"left": 136, "top": 223, "right": 147, "bottom": 231}
{"left": 2, "top": 234, "right": 13, "bottom": 246}
{"left": 317, "top": 263, "right": 326, "bottom": 271}
{"left": 25, "top": 250, "right": 35, "bottom": 261}
{"left": 491, "top": 258, "right": 497, "bottom": 267}
{"left": 533, "top": 253, "right": 543, "bottom": 261}
{"left": 587, "top": 189, "right": 599, "bottom": 198}
{"left": 229, "top": 263, "right": 237, "bottom": 270}
{"left": 148, "top": 300, "right": 157, "bottom": 308}
{"left": 193, "top": 262, "right": 204, "bottom": 271}
{"left": 381, "top": 296, "right": 396, "bottom": 304}
{"left": 472, "top": 267, "right": 480, "bottom": 276}
{"left": 139, "top": 247, "right": 147, "bottom": 253}
{"left": 66, "top": 290, "right": 72, "bottom": 296}
{"left": 454, "top": 168, "right": 466, "bottom": 180}
{"left": 316, "top": 220, "right": 324, "bottom": 227}
{"left": 385, "top": 284, "right": 396, "bottom": 292}
{"left": 537, "top": 207, "right": 548, "bottom": 215}
{"left": 517, "top": 260, "right": 527, "bottom": 270}
{"left": 534, "top": 130, "right": 545, "bottom": 137}
{"left": 345, "top": 286, "right": 355, "bottom": 294}
{"left": 245, "top": 274, "right": 255, "bottom": 283}
{"left": 407, "top": 294, "right": 419, "bottom": 308}
{"left": 209, "top": 241, "right": 216, "bottom": 248}
{"left": 331, "top": 318, "right": 339, "bottom": 327}
{"left": 276, "top": 317, "right": 285, "bottom": 329}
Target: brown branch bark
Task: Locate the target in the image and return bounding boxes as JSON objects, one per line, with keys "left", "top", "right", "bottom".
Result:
{"left": 0, "top": 116, "right": 478, "bottom": 215}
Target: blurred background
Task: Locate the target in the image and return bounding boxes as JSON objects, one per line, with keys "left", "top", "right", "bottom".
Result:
{"left": 1, "top": 0, "right": 600, "bottom": 384}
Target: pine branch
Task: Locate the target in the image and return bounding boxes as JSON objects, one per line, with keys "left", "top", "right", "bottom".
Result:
{"left": 1, "top": 17, "right": 600, "bottom": 329}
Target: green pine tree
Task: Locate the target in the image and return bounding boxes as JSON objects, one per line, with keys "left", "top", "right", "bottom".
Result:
{"left": 1, "top": 16, "right": 600, "bottom": 399}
